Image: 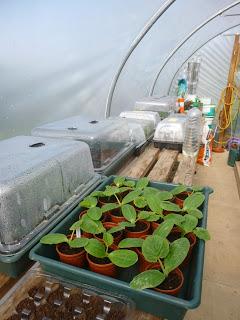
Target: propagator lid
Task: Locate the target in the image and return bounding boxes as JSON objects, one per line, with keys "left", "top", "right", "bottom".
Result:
{"left": 31, "top": 116, "right": 134, "bottom": 171}
{"left": 154, "top": 114, "right": 187, "bottom": 143}
{"left": 119, "top": 110, "right": 160, "bottom": 128}
{"left": 134, "top": 96, "right": 177, "bottom": 112}
{"left": 0, "top": 136, "right": 99, "bottom": 254}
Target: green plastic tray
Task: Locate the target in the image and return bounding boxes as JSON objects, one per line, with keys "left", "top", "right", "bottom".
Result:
{"left": 30, "top": 176, "right": 213, "bottom": 319}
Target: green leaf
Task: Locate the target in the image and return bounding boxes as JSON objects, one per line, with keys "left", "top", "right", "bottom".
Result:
{"left": 187, "top": 208, "right": 203, "bottom": 219}
{"left": 108, "top": 250, "right": 138, "bottom": 267}
{"left": 69, "top": 237, "right": 89, "bottom": 248}
{"left": 123, "top": 180, "right": 135, "bottom": 188}
{"left": 121, "top": 204, "right": 136, "bottom": 223}
{"left": 164, "top": 213, "right": 185, "bottom": 226}
{"left": 122, "top": 190, "right": 141, "bottom": 205}
{"left": 70, "top": 220, "right": 82, "bottom": 231}
{"left": 101, "top": 203, "right": 119, "bottom": 213}
{"left": 138, "top": 211, "right": 160, "bottom": 222}
{"left": 143, "top": 187, "right": 159, "bottom": 197}
{"left": 171, "top": 185, "right": 187, "bottom": 195}
{"left": 114, "top": 176, "right": 125, "bottom": 187}
{"left": 153, "top": 220, "right": 174, "bottom": 238}
{"left": 80, "top": 215, "right": 105, "bottom": 234}
{"left": 119, "top": 186, "right": 131, "bottom": 193}
{"left": 145, "top": 194, "right": 163, "bottom": 214}
{"left": 183, "top": 192, "right": 205, "bottom": 210}
{"left": 142, "top": 235, "right": 169, "bottom": 262}
{"left": 164, "top": 238, "right": 190, "bottom": 274}
{"left": 160, "top": 201, "right": 181, "bottom": 212}
{"left": 136, "top": 177, "right": 149, "bottom": 190}
{"left": 130, "top": 270, "right": 165, "bottom": 290}
{"left": 87, "top": 207, "right": 102, "bottom": 220}
{"left": 118, "top": 238, "right": 144, "bottom": 248}
{"left": 134, "top": 196, "right": 147, "bottom": 208}
{"left": 119, "top": 221, "right": 135, "bottom": 228}
{"left": 40, "top": 233, "right": 68, "bottom": 245}
{"left": 193, "top": 227, "right": 210, "bottom": 240}
{"left": 79, "top": 196, "right": 97, "bottom": 208}
{"left": 103, "top": 232, "right": 114, "bottom": 247}
{"left": 180, "top": 215, "right": 198, "bottom": 234}
{"left": 191, "top": 185, "right": 203, "bottom": 192}
{"left": 90, "top": 190, "right": 105, "bottom": 197}
{"left": 103, "top": 186, "right": 121, "bottom": 197}
{"left": 85, "top": 239, "right": 106, "bottom": 258}
{"left": 158, "top": 191, "right": 173, "bottom": 201}
{"left": 107, "top": 225, "right": 126, "bottom": 234}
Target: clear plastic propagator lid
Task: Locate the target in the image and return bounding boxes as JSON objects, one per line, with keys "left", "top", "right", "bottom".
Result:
{"left": 32, "top": 116, "right": 134, "bottom": 172}
{"left": 119, "top": 110, "right": 160, "bottom": 128}
{"left": 134, "top": 96, "right": 177, "bottom": 119}
{"left": 0, "top": 267, "right": 135, "bottom": 320}
{"left": 153, "top": 114, "right": 187, "bottom": 143}
{"left": 0, "top": 136, "right": 99, "bottom": 254}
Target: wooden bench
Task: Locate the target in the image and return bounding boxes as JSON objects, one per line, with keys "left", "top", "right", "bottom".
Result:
{"left": 0, "top": 144, "right": 198, "bottom": 319}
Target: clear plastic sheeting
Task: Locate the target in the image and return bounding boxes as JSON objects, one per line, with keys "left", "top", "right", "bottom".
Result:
{"left": 154, "top": 114, "right": 187, "bottom": 144}
{"left": 32, "top": 116, "right": 135, "bottom": 172}
{"left": 134, "top": 96, "right": 177, "bottom": 119}
{"left": 119, "top": 110, "right": 160, "bottom": 127}
{"left": 0, "top": 136, "right": 96, "bottom": 254}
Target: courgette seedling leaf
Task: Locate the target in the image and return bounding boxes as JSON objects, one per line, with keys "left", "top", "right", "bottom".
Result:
{"left": 108, "top": 250, "right": 138, "bottom": 267}
{"left": 118, "top": 238, "right": 144, "bottom": 248}
{"left": 142, "top": 235, "right": 169, "bottom": 262}
{"left": 84, "top": 239, "right": 106, "bottom": 258}
{"left": 164, "top": 238, "right": 190, "bottom": 274}
{"left": 130, "top": 270, "right": 165, "bottom": 290}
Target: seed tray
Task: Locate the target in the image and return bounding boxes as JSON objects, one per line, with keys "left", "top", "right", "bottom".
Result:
{"left": 30, "top": 176, "right": 213, "bottom": 320}
{"left": 153, "top": 140, "right": 183, "bottom": 152}
{"left": 0, "top": 267, "right": 134, "bottom": 320}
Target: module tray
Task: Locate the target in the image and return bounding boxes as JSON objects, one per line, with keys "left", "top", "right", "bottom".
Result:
{"left": 0, "top": 267, "right": 134, "bottom": 320}
{"left": 30, "top": 176, "right": 213, "bottom": 320}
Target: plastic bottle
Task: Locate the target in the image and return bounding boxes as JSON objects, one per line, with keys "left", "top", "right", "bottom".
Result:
{"left": 183, "top": 108, "right": 202, "bottom": 157}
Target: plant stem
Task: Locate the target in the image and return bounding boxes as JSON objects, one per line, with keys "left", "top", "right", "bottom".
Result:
{"left": 70, "top": 229, "right": 75, "bottom": 241}
{"left": 158, "top": 258, "right": 168, "bottom": 278}
{"left": 114, "top": 194, "right": 121, "bottom": 205}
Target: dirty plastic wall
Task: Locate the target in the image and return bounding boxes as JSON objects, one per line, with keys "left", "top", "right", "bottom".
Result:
{"left": 1, "top": 0, "right": 240, "bottom": 139}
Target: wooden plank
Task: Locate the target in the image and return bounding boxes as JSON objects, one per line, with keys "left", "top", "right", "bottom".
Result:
{"left": 234, "top": 161, "right": 240, "bottom": 199}
{"left": 173, "top": 155, "right": 196, "bottom": 186}
{"left": 0, "top": 273, "right": 22, "bottom": 299}
{"left": 147, "top": 149, "right": 178, "bottom": 182}
{"left": 132, "top": 310, "right": 161, "bottom": 320}
{"left": 119, "top": 145, "right": 160, "bottom": 178}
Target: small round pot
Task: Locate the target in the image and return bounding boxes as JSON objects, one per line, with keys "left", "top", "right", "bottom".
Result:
{"left": 94, "top": 222, "right": 123, "bottom": 245}
{"left": 147, "top": 263, "right": 184, "bottom": 296}
{"left": 125, "top": 220, "right": 150, "bottom": 238}
{"left": 109, "top": 208, "right": 126, "bottom": 224}
{"left": 136, "top": 247, "right": 155, "bottom": 273}
{"left": 174, "top": 191, "right": 192, "bottom": 208}
{"left": 56, "top": 238, "right": 86, "bottom": 268}
{"left": 86, "top": 253, "right": 117, "bottom": 278}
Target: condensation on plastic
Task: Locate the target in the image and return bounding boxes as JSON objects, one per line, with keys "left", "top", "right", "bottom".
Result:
{"left": 153, "top": 114, "right": 187, "bottom": 143}
{"left": 134, "top": 96, "right": 177, "bottom": 119}
{"left": 32, "top": 116, "right": 134, "bottom": 171}
{"left": 0, "top": 267, "right": 135, "bottom": 320}
{"left": 119, "top": 110, "right": 160, "bottom": 128}
{"left": 0, "top": 136, "right": 96, "bottom": 254}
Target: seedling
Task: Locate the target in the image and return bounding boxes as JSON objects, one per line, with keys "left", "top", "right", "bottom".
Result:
{"left": 40, "top": 232, "right": 89, "bottom": 248}
{"left": 130, "top": 236, "right": 190, "bottom": 290}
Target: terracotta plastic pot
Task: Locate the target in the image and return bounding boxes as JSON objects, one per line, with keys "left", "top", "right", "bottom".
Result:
{"left": 86, "top": 253, "right": 117, "bottom": 278}
{"left": 135, "top": 247, "right": 155, "bottom": 273}
{"left": 109, "top": 208, "right": 126, "bottom": 224}
{"left": 125, "top": 220, "right": 150, "bottom": 238}
{"left": 94, "top": 222, "right": 123, "bottom": 245}
{"left": 56, "top": 237, "right": 86, "bottom": 268}
{"left": 147, "top": 263, "right": 184, "bottom": 296}
{"left": 175, "top": 191, "right": 192, "bottom": 208}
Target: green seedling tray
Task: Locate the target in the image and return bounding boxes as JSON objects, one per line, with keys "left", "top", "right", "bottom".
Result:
{"left": 30, "top": 176, "right": 213, "bottom": 320}
{"left": 0, "top": 177, "right": 102, "bottom": 278}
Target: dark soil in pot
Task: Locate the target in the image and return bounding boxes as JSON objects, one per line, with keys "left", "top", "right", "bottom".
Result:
{"left": 58, "top": 243, "right": 84, "bottom": 255}
{"left": 126, "top": 221, "right": 146, "bottom": 232}
{"left": 125, "top": 220, "right": 150, "bottom": 239}
{"left": 157, "top": 271, "right": 181, "bottom": 291}
{"left": 88, "top": 255, "right": 112, "bottom": 265}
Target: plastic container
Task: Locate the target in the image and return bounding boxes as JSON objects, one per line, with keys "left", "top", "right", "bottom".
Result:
{"left": 119, "top": 110, "right": 160, "bottom": 128}
{"left": 0, "top": 266, "right": 134, "bottom": 320}
{"left": 30, "top": 176, "right": 213, "bottom": 320}
{"left": 0, "top": 136, "right": 101, "bottom": 276}
{"left": 134, "top": 96, "right": 177, "bottom": 119}
{"left": 202, "top": 105, "right": 216, "bottom": 117}
{"left": 183, "top": 108, "right": 203, "bottom": 157}
{"left": 153, "top": 114, "right": 187, "bottom": 151}
{"left": 32, "top": 116, "right": 135, "bottom": 175}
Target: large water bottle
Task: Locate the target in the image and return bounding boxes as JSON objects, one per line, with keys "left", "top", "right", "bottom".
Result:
{"left": 183, "top": 108, "right": 202, "bottom": 156}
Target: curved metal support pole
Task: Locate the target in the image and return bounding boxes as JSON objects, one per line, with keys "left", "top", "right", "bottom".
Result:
{"left": 105, "top": 0, "right": 175, "bottom": 118}
{"left": 167, "top": 22, "right": 240, "bottom": 95}
{"left": 149, "top": 0, "right": 240, "bottom": 96}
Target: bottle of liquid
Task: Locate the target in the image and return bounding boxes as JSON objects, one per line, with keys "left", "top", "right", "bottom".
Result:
{"left": 183, "top": 108, "right": 202, "bottom": 157}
